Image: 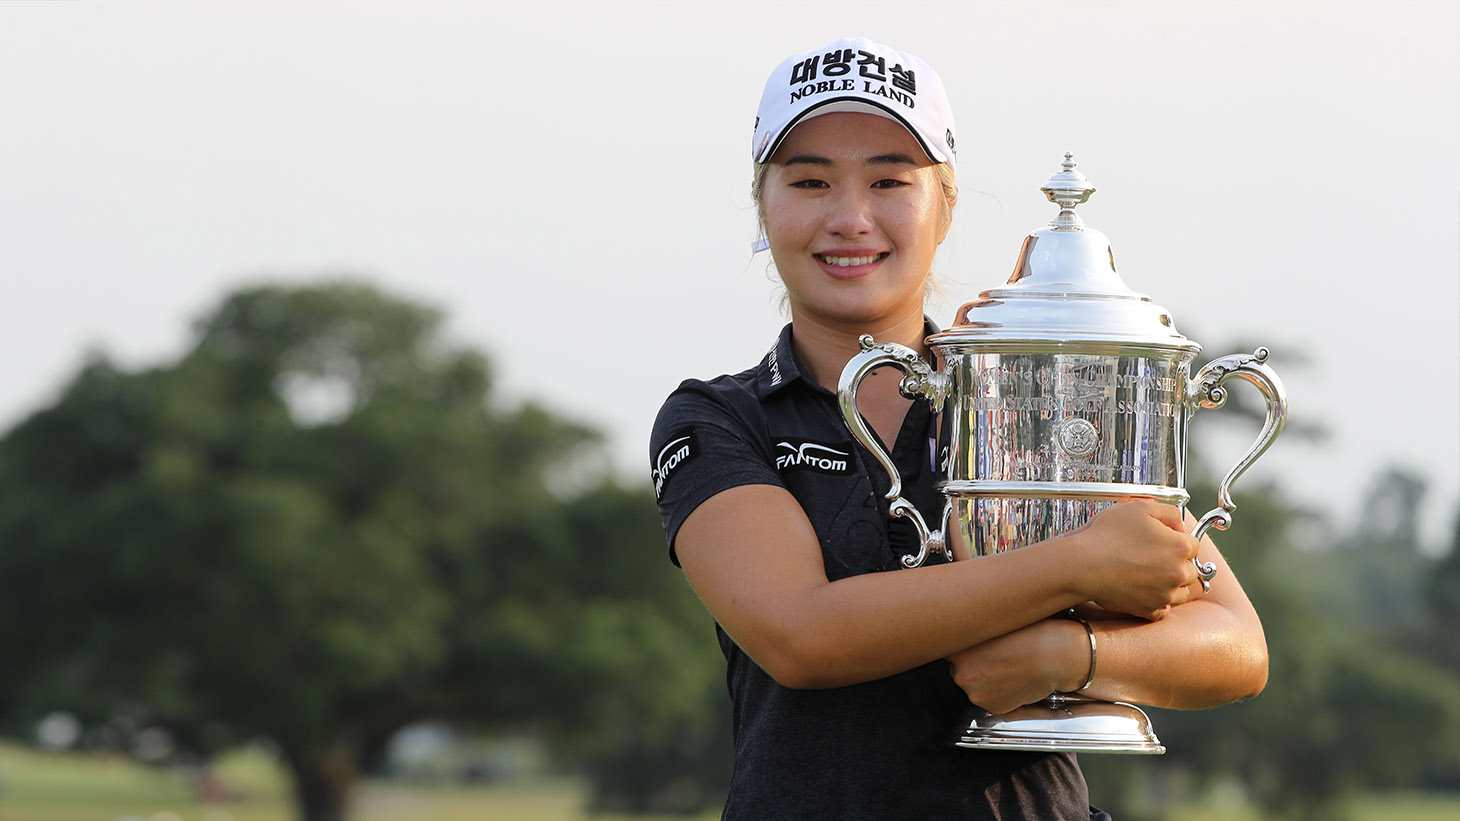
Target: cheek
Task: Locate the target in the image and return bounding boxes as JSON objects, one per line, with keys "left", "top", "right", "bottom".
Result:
{"left": 762, "top": 197, "right": 814, "bottom": 246}
{"left": 890, "top": 200, "right": 947, "bottom": 252}
{"left": 922, "top": 193, "right": 951, "bottom": 248}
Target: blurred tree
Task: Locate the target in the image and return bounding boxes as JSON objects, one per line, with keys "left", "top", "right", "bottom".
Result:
{"left": 1082, "top": 345, "right": 1460, "bottom": 820}
{"left": 1420, "top": 507, "right": 1460, "bottom": 790}
{"left": 1309, "top": 468, "right": 1433, "bottom": 645}
{"left": 541, "top": 481, "right": 733, "bottom": 814}
{"left": 1084, "top": 475, "right": 1460, "bottom": 820}
{"left": 1428, "top": 511, "right": 1460, "bottom": 678}
{"left": 1164, "top": 485, "right": 1456, "bottom": 819}
{"left": 0, "top": 283, "right": 727, "bottom": 819}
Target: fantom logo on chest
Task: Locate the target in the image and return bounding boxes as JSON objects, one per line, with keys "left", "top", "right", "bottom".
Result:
{"left": 775, "top": 439, "right": 853, "bottom": 474}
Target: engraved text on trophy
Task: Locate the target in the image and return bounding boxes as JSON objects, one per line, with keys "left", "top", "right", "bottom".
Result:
{"left": 958, "top": 353, "right": 1182, "bottom": 486}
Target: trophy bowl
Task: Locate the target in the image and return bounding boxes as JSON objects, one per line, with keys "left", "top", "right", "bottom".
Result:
{"left": 838, "top": 154, "right": 1287, "bottom": 754}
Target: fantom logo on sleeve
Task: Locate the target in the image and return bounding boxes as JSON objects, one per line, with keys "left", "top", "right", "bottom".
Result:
{"left": 775, "top": 438, "right": 853, "bottom": 475}
{"left": 652, "top": 428, "right": 699, "bottom": 500}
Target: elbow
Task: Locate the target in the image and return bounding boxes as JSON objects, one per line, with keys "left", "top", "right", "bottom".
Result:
{"left": 1204, "top": 606, "right": 1270, "bottom": 705}
{"left": 753, "top": 631, "right": 852, "bottom": 691}
{"left": 759, "top": 651, "right": 836, "bottom": 691}
{"left": 1238, "top": 638, "right": 1270, "bottom": 700}
{"left": 1227, "top": 615, "right": 1270, "bottom": 701}
{"left": 763, "top": 661, "right": 822, "bottom": 691}
{"left": 1164, "top": 623, "right": 1269, "bottom": 709}
{"left": 1198, "top": 633, "right": 1269, "bottom": 707}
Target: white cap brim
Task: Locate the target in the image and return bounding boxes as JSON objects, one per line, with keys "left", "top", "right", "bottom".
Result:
{"left": 752, "top": 38, "right": 957, "bottom": 174}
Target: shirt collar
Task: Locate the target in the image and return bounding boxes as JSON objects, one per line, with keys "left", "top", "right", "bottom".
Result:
{"left": 755, "top": 318, "right": 943, "bottom": 400}
{"left": 755, "top": 323, "right": 803, "bottom": 399}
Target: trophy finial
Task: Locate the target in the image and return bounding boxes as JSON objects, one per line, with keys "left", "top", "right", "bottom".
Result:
{"left": 1041, "top": 152, "right": 1096, "bottom": 229}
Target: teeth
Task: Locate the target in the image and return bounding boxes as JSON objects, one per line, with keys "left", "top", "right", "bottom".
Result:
{"left": 822, "top": 254, "right": 880, "bottom": 267}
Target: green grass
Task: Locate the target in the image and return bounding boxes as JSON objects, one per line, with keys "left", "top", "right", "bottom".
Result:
{"left": 0, "top": 741, "right": 285, "bottom": 820}
{"left": 0, "top": 741, "right": 1453, "bottom": 820}
{"left": 1175, "top": 792, "right": 1460, "bottom": 821}
{"left": 0, "top": 741, "right": 719, "bottom": 821}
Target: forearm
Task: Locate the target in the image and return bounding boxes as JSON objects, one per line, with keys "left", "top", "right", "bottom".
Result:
{"left": 1078, "top": 598, "right": 1268, "bottom": 709}
{"left": 768, "top": 539, "right": 1089, "bottom": 688}
{"left": 678, "top": 485, "right": 1102, "bottom": 690}
{"left": 678, "top": 486, "right": 1203, "bottom": 692}
{"left": 1076, "top": 512, "right": 1270, "bottom": 709}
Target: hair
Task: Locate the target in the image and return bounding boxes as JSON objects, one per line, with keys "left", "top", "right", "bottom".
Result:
{"left": 751, "top": 160, "right": 959, "bottom": 308}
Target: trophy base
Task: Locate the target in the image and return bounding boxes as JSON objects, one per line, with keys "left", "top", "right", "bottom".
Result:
{"left": 954, "top": 695, "right": 1166, "bottom": 755}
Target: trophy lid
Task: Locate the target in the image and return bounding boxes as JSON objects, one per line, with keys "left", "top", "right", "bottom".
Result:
{"left": 932, "top": 154, "right": 1199, "bottom": 355}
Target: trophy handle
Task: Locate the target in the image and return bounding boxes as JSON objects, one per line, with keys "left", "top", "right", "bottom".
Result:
{"left": 1185, "top": 347, "right": 1288, "bottom": 591}
{"left": 837, "top": 335, "right": 951, "bottom": 568}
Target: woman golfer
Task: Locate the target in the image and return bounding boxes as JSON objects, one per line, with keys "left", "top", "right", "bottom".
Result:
{"left": 649, "top": 37, "right": 1267, "bottom": 820}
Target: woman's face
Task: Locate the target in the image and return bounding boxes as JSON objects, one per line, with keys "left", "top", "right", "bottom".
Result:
{"left": 762, "top": 112, "right": 949, "bottom": 330}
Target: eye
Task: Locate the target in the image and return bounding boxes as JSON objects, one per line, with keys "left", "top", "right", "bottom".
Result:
{"left": 872, "top": 178, "right": 911, "bottom": 190}
{"left": 789, "top": 179, "right": 830, "bottom": 189}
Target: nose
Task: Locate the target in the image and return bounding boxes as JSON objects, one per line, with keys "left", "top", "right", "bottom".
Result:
{"left": 823, "top": 187, "right": 875, "bottom": 238}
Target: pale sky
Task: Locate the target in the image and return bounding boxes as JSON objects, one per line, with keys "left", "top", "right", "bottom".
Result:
{"left": 3, "top": 0, "right": 1457, "bottom": 548}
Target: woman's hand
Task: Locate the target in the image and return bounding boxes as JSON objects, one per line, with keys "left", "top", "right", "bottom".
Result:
{"left": 1069, "top": 501, "right": 1202, "bottom": 621}
{"left": 947, "top": 618, "right": 1090, "bottom": 714}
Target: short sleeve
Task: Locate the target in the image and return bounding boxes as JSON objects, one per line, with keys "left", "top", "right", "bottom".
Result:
{"left": 649, "top": 383, "right": 784, "bottom": 565}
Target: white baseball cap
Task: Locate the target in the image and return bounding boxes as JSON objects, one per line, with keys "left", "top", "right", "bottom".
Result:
{"left": 752, "top": 38, "right": 957, "bottom": 174}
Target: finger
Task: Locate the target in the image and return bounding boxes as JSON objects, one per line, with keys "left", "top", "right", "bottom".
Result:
{"left": 1171, "top": 585, "right": 1192, "bottom": 608}
{"left": 1165, "top": 506, "right": 1194, "bottom": 533}
{"left": 1179, "top": 552, "right": 1201, "bottom": 584}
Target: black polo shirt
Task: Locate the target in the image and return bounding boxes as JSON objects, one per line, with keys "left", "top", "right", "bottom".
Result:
{"left": 651, "top": 323, "right": 1107, "bottom": 820}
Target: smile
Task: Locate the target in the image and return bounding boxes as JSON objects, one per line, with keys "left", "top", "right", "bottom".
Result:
{"left": 816, "top": 253, "right": 888, "bottom": 267}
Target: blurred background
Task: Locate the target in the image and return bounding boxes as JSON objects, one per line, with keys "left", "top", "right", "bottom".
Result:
{"left": 0, "top": 1, "right": 1455, "bottom": 819}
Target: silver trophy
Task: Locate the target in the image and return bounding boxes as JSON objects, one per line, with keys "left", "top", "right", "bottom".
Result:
{"left": 838, "top": 154, "right": 1287, "bottom": 754}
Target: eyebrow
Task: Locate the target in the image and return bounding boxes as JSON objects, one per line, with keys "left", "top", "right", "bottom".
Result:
{"left": 782, "top": 154, "right": 834, "bottom": 167}
{"left": 781, "top": 152, "right": 920, "bottom": 167}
